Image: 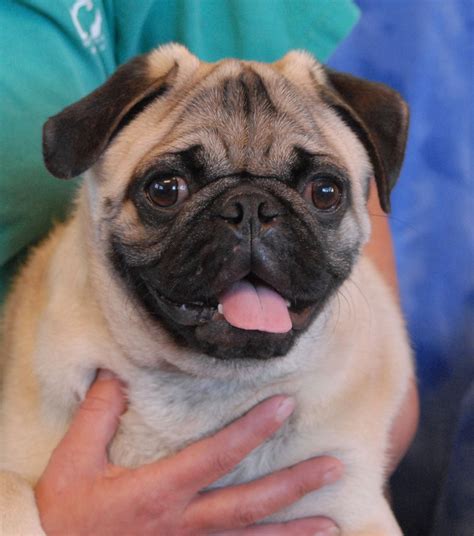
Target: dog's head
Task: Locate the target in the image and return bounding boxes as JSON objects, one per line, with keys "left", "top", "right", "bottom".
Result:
{"left": 43, "top": 44, "right": 408, "bottom": 361}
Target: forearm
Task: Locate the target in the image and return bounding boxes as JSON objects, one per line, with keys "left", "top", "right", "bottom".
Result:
{"left": 364, "top": 183, "right": 398, "bottom": 293}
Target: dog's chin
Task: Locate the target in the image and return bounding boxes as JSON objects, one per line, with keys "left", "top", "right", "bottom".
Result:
{"left": 194, "top": 319, "right": 296, "bottom": 360}
{"left": 145, "top": 286, "right": 320, "bottom": 360}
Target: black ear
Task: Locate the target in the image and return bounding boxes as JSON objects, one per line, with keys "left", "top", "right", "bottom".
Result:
{"left": 323, "top": 69, "right": 409, "bottom": 212}
{"left": 43, "top": 55, "right": 175, "bottom": 179}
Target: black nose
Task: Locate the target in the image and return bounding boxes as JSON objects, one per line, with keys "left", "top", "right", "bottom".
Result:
{"left": 218, "top": 186, "right": 283, "bottom": 233}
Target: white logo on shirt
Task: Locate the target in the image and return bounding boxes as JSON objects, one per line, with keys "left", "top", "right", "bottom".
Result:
{"left": 70, "top": 0, "right": 105, "bottom": 54}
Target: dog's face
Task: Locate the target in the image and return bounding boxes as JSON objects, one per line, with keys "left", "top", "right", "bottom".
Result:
{"left": 43, "top": 45, "right": 408, "bottom": 361}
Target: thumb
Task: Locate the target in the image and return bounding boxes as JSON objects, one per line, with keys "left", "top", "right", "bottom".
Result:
{"left": 57, "top": 369, "right": 127, "bottom": 470}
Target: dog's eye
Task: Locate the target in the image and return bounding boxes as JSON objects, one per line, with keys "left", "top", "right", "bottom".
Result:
{"left": 146, "top": 177, "right": 189, "bottom": 208}
{"left": 306, "top": 178, "right": 343, "bottom": 211}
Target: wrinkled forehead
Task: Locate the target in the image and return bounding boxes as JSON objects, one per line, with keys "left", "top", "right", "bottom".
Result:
{"left": 98, "top": 57, "right": 369, "bottom": 192}
{"left": 157, "top": 62, "right": 339, "bottom": 177}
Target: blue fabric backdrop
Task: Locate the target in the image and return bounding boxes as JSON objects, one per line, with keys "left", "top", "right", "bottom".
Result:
{"left": 329, "top": 2, "right": 473, "bottom": 534}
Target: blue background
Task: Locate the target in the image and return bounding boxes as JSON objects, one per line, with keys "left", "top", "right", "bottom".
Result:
{"left": 329, "top": 2, "right": 473, "bottom": 534}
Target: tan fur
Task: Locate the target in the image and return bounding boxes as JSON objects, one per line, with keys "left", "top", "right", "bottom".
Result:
{"left": 0, "top": 45, "right": 412, "bottom": 535}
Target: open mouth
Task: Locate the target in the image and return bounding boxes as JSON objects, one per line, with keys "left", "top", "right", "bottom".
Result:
{"left": 148, "top": 275, "right": 316, "bottom": 333}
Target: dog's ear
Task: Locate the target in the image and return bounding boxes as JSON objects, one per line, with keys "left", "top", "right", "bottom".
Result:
{"left": 323, "top": 70, "right": 409, "bottom": 212}
{"left": 43, "top": 55, "right": 177, "bottom": 179}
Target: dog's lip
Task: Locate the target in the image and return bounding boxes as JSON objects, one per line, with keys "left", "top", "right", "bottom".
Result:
{"left": 147, "top": 286, "right": 218, "bottom": 326}
{"left": 288, "top": 305, "right": 316, "bottom": 330}
{"left": 147, "top": 277, "right": 317, "bottom": 331}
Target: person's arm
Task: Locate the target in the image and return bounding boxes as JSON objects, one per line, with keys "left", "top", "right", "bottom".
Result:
{"left": 33, "top": 370, "right": 342, "bottom": 536}
{"left": 365, "top": 183, "right": 419, "bottom": 475}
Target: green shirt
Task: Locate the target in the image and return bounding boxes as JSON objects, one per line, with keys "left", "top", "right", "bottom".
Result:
{"left": 0, "top": 0, "right": 359, "bottom": 302}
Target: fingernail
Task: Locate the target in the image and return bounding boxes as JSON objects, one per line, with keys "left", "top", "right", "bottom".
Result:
{"left": 97, "top": 369, "right": 117, "bottom": 380}
{"left": 275, "top": 397, "right": 296, "bottom": 422}
{"left": 322, "top": 464, "right": 343, "bottom": 485}
{"left": 314, "top": 527, "right": 340, "bottom": 536}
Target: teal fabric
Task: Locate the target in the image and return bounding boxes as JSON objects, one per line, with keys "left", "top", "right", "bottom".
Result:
{"left": 0, "top": 0, "right": 359, "bottom": 302}
{"left": 111, "top": 0, "right": 360, "bottom": 64}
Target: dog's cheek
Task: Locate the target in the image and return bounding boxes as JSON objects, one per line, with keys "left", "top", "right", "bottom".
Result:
{"left": 331, "top": 208, "right": 368, "bottom": 267}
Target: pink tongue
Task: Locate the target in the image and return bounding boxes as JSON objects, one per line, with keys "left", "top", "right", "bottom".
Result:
{"left": 219, "top": 280, "right": 292, "bottom": 333}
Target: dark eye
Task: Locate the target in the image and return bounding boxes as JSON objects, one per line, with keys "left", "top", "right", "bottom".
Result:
{"left": 306, "top": 178, "right": 343, "bottom": 210}
{"left": 146, "top": 177, "right": 189, "bottom": 207}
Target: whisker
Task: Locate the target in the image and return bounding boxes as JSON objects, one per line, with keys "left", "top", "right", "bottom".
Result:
{"left": 367, "top": 211, "right": 418, "bottom": 232}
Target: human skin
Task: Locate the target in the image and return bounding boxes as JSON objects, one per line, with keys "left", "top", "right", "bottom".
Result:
{"left": 35, "top": 372, "right": 342, "bottom": 535}
{"left": 34, "top": 183, "right": 418, "bottom": 535}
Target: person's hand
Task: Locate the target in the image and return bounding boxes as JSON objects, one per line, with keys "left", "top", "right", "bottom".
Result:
{"left": 35, "top": 370, "right": 343, "bottom": 535}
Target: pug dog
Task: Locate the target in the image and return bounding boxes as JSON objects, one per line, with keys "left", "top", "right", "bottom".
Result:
{"left": 0, "top": 44, "right": 412, "bottom": 534}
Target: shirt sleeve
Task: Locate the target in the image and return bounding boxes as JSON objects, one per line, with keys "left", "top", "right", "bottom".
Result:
{"left": 0, "top": 0, "right": 116, "bottom": 302}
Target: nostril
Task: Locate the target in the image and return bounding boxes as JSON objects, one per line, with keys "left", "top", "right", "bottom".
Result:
{"left": 220, "top": 201, "right": 244, "bottom": 224}
{"left": 258, "top": 201, "right": 279, "bottom": 223}
{"left": 218, "top": 190, "right": 283, "bottom": 227}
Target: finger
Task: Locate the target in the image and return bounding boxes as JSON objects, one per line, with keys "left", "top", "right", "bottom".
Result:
{"left": 185, "top": 456, "right": 343, "bottom": 532}
{"left": 215, "top": 517, "right": 339, "bottom": 535}
{"left": 137, "top": 396, "right": 295, "bottom": 495}
{"left": 55, "top": 369, "right": 127, "bottom": 470}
